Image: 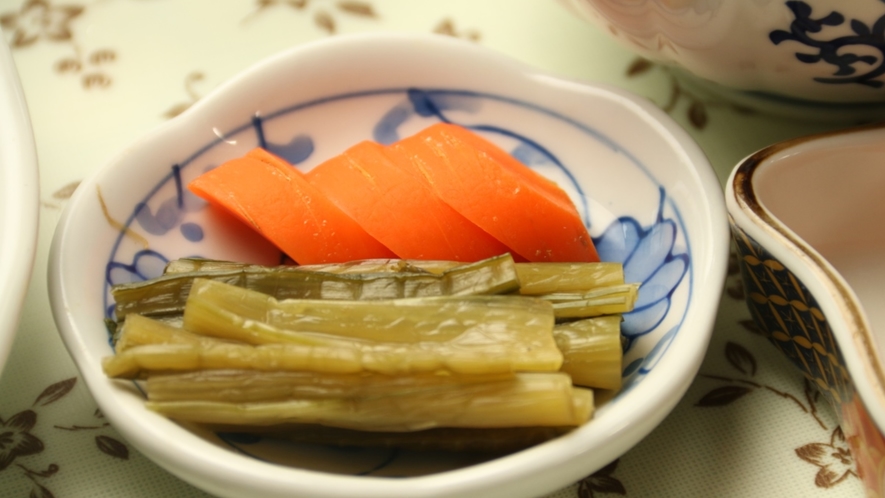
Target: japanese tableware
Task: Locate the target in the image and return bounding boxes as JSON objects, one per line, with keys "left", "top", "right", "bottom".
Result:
{"left": 728, "top": 123, "right": 885, "bottom": 496}
{"left": 48, "top": 32, "right": 729, "bottom": 498}
{"left": 559, "top": 0, "right": 885, "bottom": 119}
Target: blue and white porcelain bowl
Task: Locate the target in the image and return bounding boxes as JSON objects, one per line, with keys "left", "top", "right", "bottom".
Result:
{"left": 559, "top": 0, "right": 885, "bottom": 119}
{"left": 47, "top": 33, "right": 729, "bottom": 498}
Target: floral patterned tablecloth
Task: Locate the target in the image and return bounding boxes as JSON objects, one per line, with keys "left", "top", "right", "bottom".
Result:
{"left": 0, "top": 0, "right": 867, "bottom": 497}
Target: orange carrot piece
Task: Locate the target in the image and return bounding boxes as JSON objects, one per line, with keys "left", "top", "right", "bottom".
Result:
{"left": 246, "top": 147, "right": 292, "bottom": 169}
{"left": 391, "top": 123, "right": 599, "bottom": 263}
{"left": 188, "top": 153, "right": 395, "bottom": 264}
{"left": 306, "top": 141, "right": 514, "bottom": 261}
{"left": 447, "top": 126, "right": 575, "bottom": 209}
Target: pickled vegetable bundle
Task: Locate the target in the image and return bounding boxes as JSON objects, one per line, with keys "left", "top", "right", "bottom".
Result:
{"left": 103, "top": 254, "right": 636, "bottom": 451}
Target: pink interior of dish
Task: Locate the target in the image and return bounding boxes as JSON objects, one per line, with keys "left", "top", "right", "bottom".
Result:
{"left": 753, "top": 136, "right": 885, "bottom": 359}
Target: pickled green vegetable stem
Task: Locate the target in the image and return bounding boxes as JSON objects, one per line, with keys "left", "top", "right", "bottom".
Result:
{"left": 103, "top": 310, "right": 563, "bottom": 379}
{"left": 115, "top": 313, "right": 236, "bottom": 352}
{"left": 145, "top": 369, "right": 517, "bottom": 403}
{"left": 103, "top": 342, "right": 362, "bottom": 379}
{"left": 165, "top": 258, "right": 629, "bottom": 295}
{"left": 164, "top": 257, "right": 461, "bottom": 275}
{"left": 145, "top": 372, "right": 593, "bottom": 431}
{"left": 113, "top": 253, "right": 520, "bottom": 320}
{"left": 554, "top": 315, "right": 623, "bottom": 390}
{"left": 183, "top": 278, "right": 557, "bottom": 344}
{"left": 542, "top": 283, "right": 639, "bottom": 319}
{"left": 514, "top": 262, "right": 624, "bottom": 294}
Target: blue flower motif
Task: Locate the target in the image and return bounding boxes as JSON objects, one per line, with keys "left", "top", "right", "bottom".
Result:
{"left": 594, "top": 187, "right": 689, "bottom": 355}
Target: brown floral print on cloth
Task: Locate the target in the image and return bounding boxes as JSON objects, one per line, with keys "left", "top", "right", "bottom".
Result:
{"left": 796, "top": 427, "right": 855, "bottom": 488}
{"left": 0, "top": 411, "right": 44, "bottom": 471}
{"left": 244, "top": 0, "right": 378, "bottom": 34}
{"left": 164, "top": 8, "right": 480, "bottom": 120}
{"left": 164, "top": 71, "right": 207, "bottom": 119}
{"left": 0, "top": 0, "right": 80, "bottom": 47}
{"left": 433, "top": 18, "right": 480, "bottom": 42}
{"left": 624, "top": 57, "right": 754, "bottom": 130}
{"left": 713, "top": 245, "right": 859, "bottom": 488}
{"left": 576, "top": 459, "right": 626, "bottom": 497}
{"left": 720, "top": 247, "right": 858, "bottom": 488}
{"left": 41, "top": 180, "right": 80, "bottom": 209}
{"left": 0, "top": 0, "right": 117, "bottom": 89}
{"left": 697, "top": 340, "right": 858, "bottom": 489}
{"left": 0, "top": 377, "right": 130, "bottom": 498}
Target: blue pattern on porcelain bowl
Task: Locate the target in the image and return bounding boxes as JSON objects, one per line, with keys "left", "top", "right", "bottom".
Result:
{"left": 48, "top": 33, "right": 728, "bottom": 498}
{"left": 559, "top": 0, "right": 885, "bottom": 119}
{"left": 731, "top": 226, "right": 853, "bottom": 404}
{"left": 769, "top": 1, "right": 885, "bottom": 89}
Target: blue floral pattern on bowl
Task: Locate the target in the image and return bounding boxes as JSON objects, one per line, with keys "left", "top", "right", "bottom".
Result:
{"left": 770, "top": 0, "right": 885, "bottom": 88}
{"left": 101, "top": 86, "right": 692, "bottom": 474}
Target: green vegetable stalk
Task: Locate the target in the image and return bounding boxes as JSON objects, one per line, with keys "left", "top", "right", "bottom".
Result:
{"left": 164, "top": 257, "right": 461, "bottom": 276}
{"left": 554, "top": 315, "right": 623, "bottom": 390}
{"left": 145, "top": 372, "right": 593, "bottom": 432}
{"left": 183, "top": 278, "right": 556, "bottom": 344}
{"left": 514, "top": 262, "right": 624, "bottom": 294}
{"left": 145, "top": 369, "right": 517, "bottom": 403}
{"left": 112, "top": 253, "right": 520, "bottom": 321}
{"left": 104, "top": 301, "right": 563, "bottom": 378}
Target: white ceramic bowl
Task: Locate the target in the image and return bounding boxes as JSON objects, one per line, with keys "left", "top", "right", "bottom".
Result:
{"left": 48, "top": 33, "right": 729, "bottom": 498}
{"left": 559, "top": 0, "right": 885, "bottom": 118}
{"left": 727, "top": 124, "right": 885, "bottom": 496}
{"left": 0, "top": 33, "right": 39, "bottom": 378}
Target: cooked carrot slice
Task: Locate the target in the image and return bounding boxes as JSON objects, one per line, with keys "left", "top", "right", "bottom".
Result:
{"left": 245, "top": 147, "right": 292, "bottom": 169}
{"left": 445, "top": 125, "right": 576, "bottom": 210}
{"left": 391, "top": 123, "right": 599, "bottom": 263}
{"left": 188, "top": 152, "right": 395, "bottom": 264}
{"left": 306, "top": 140, "right": 514, "bottom": 261}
